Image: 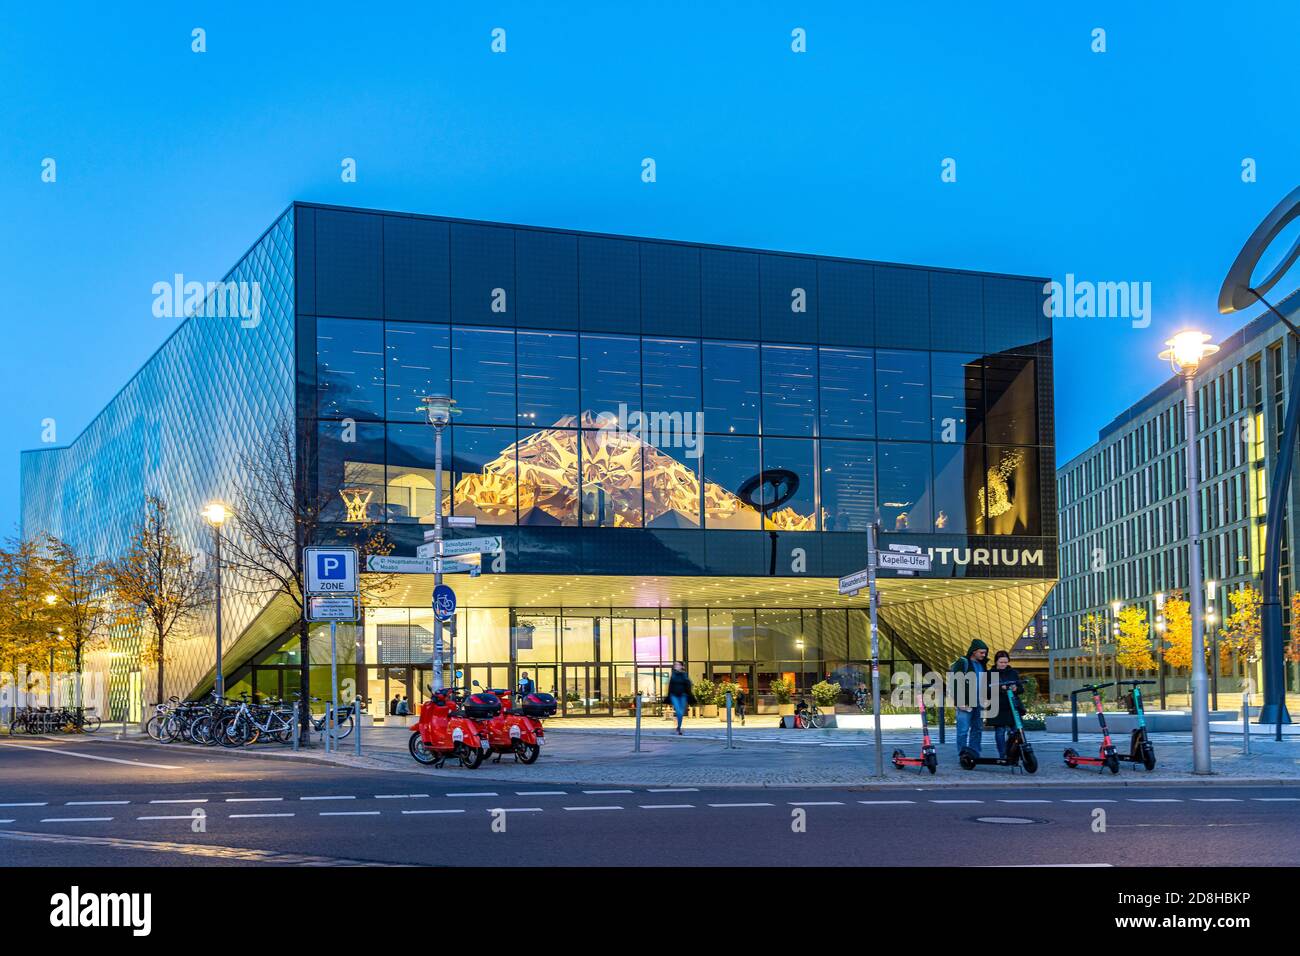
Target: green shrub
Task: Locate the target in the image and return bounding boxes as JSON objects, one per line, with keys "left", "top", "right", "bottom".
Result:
{"left": 770, "top": 676, "right": 795, "bottom": 704}
{"left": 811, "top": 680, "right": 842, "bottom": 707}
{"left": 716, "top": 680, "right": 741, "bottom": 706}
{"left": 693, "top": 678, "right": 718, "bottom": 706}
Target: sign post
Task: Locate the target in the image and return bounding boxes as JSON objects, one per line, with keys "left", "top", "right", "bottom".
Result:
{"left": 867, "top": 524, "right": 883, "bottom": 778}
{"left": 304, "top": 547, "right": 359, "bottom": 753}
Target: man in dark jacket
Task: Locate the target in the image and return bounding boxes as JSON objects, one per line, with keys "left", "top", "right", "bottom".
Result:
{"left": 666, "top": 663, "right": 693, "bottom": 736}
{"left": 948, "top": 638, "right": 988, "bottom": 758}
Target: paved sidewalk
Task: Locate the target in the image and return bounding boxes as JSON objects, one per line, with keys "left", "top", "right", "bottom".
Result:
{"left": 54, "top": 721, "right": 1300, "bottom": 789}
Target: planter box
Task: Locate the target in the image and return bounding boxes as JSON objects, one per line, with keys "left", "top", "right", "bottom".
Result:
{"left": 699, "top": 704, "right": 719, "bottom": 718}
{"left": 777, "top": 703, "right": 795, "bottom": 716}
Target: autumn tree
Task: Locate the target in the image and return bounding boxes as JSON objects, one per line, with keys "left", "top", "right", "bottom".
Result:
{"left": 217, "top": 419, "right": 395, "bottom": 741}
{"left": 1162, "top": 592, "right": 1192, "bottom": 670}
{"left": 107, "top": 496, "right": 210, "bottom": 707}
{"left": 1115, "top": 604, "right": 1156, "bottom": 671}
{"left": 0, "top": 537, "right": 61, "bottom": 709}
{"left": 47, "top": 535, "right": 116, "bottom": 709}
{"left": 1078, "top": 612, "right": 1107, "bottom": 677}
{"left": 1218, "top": 583, "right": 1261, "bottom": 672}
{"left": 1288, "top": 593, "right": 1300, "bottom": 664}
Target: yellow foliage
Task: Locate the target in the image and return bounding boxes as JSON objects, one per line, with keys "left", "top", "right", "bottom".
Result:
{"left": 1116, "top": 605, "right": 1156, "bottom": 671}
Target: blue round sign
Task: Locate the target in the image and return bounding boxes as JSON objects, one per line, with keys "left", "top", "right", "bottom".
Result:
{"left": 433, "top": 584, "right": 457, "bottom": 621}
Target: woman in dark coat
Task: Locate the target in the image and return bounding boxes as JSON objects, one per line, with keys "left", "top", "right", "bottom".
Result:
{"left": 986, "top": 650, "right": 1023, "bottom": 758}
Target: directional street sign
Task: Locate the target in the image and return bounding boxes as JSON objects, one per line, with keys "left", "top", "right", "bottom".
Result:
{"left": 877, "top": 551, "right": 932, "bottom": 572}
{"left": 366, "top": 555, "right": 436, "bottom": 574}
{"left": 306, "top": 595, "right": 358, "bottom": 622}
{"left": 436, "top": 558, "right": 480, "bottom": 575}
{"left": 838, "top": 568, "right": 871, "bottom": 595}
{"left": 415, "top": 535, "right": 502, "bottom": 559}
{"left": 422, "top": 516, "right": 478, "bottom": 542}
{"left": 433, "top": 584, "right": 456, "bottom": 621}
{"left": 305, "top": 547, "right": 358, "bottom": 595}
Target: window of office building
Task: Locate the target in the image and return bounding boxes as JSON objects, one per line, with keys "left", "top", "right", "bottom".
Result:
{"left": 703, "top": 341, "right": 760, "bottom": 434}
{"left": 704, "top": 434, "right": 761, "bottom": 529}
{"left": 878, "top": 441, "right": 932, "bottom": 531}
{"left": 515, "top": 424, "right": 580, "bottom": 526}
{"left": 385, "top": 422, "right": 445, "bottom": 524}
{"left": 819, "top": 347, "right": 874, "bottom": 439}
{"left": 581, "top": 334, "right": 641, "bottom": 426}
{"left": 761, "top": 344, "right": 817, "bottom": 436}
{"left": 452, "top": 425, "right": 518, "bottom": 525}
{"left": 517, "top": 331, "right": 578, "bottom": 428}
{"left": 452, "top": 327, "right": 516, "bottom": 424}
{"left": 320, "top": 420, "right": 386, "bottom": 522}
{"left": 580, "top": 426, "right": 643, "bottom": 528}
{"left": 930, "top": 352, "right": 983, "bottom": 442}
{"left": 317, "top": 317, "right": 384, "bottom": 420}
{"left": 642, "top": 338, "right": 702, "bottom": 420}
{"left": 761, "top": 437, "right": 817, "bottom": 530}
{"left": 384, "top": 321, "right": 450, "bottom": 423}
{"left": 819, "top": 440, "right": 875, "bottom": 531}
{"left": 876, "top": 349, "right": 929, "bottom": 440}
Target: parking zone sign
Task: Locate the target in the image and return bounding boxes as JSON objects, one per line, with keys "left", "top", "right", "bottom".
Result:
{"left": 305, "top": 547, "right": 359, "bottom": 595}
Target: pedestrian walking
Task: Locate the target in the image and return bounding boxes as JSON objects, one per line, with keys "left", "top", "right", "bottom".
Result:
{"left": 665, "top": 662, "right": 693, "bottom": 735}
{"left": 735, "top": 686, "right": 746, "bottom": 726}
{"left": 948, "top": 639, "right": 988, "bottom": 758}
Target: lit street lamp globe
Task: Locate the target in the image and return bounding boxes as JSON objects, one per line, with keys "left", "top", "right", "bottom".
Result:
{"left": 1159, "top": 330, "right": 1219, "bottom": 375}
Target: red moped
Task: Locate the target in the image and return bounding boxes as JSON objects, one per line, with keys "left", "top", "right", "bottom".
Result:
{"left": 470, "top": 681, "right": 556, "bottom": 764}
{"left": 408, "top": 687, "right": 493, "bottom": 769}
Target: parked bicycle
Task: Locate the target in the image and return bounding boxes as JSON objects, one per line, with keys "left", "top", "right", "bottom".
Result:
{"left": 7, "top": 705, "right": 101, "bottom": 735}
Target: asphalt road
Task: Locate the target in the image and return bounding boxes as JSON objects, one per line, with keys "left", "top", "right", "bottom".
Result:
{"left": 2, "top": 735, "right": 1297, "bottom": 867}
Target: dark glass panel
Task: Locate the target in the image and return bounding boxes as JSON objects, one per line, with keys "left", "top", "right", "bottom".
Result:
{"left": 760, "top": 255, "right": 817, "bottom": 342}
{"left": 642, "top": 338, "right": 701, "bottom": 418}
{"left": 703, "top": 434, "right": 761, "bottom": 530}
{"left": 643, "top": 438, "right": 702, "bottom": 529}
{"left": 385, "top": 422, "right": 444, "bottom": 524}
{"left": 700, "top": 249, "right": 760, "bottom": 339}
{"left": 384, "top": 322, "right": 450, "bottom": 423}
{"left": 984, "top": 277, "right": 1044, "bottom": 354}
{"left": 580, "top": 429, "right": 643, "bottom": 528}
{"left": 451, "top": 224, "right": 514, "bottom": 326}
{"left": 383, "top": 216, "right": 450, "bottom": 322}
{"left": 819, "top": 347, "right": 874, "bottom": 438}
{"left": 932, "top": 441, "right": 982, "bottom": 534}
{"left": 452, "top": 327, "right": 516, "bottom": 424}
{"left": 761, "top": 437, "right": 816, "bottom": 531}
{"left": 317, "top": 317, "right": 384, "bottom": 420}
{"left": 984, "top": 355, "right": 1038, "bottom": 445}
{"left": 579, "top": 237, "right": 639, "bottom": 333}
{"left": 319, "top": 420, "right": 386, "bottom": 522}
{"left": 876, "top": 349, "right": 929, "bottom": 440}
{"left": 873, "top": 266, "right": 929, "bottom": 349}
{"left": 516, "top": 426, "right": 579, "bottom": 526}
{"left": 930, "top": 352, "right": 982, "bottom": 443}
{"left": 580, "top": 334, "right": 641, "bottom": 424}
{"left": 929, "top": 271, "right": 983, "bottom": 353}
{"left": 517, "top": 331, "right": 578, "bottom": 428}
{"left": 761, "top": 344, "right": 817, "bottom": 436}
{"left": 820, "top": 440, "right": 875, "bottom": 532}
{"left": 878, "top": 441, "right": 932, "bottom": 532}
{"left": 818, "top": 260, "right": 873, "bottom": 346}
{"left": 515, "top": 230, "right": 577, "bottom": 329}
{"left": 314, "top": 210, "right": 382, "bottom": 318}
{"left": 641, "top": 242, "right": 701, "bottom": 337}
{"left": 702, "top": 341, "right": 760, "bottom": 434}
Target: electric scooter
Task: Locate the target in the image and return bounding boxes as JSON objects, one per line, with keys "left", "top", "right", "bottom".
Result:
{"left": 471, "top": 680, "right": 553, "bottom": 764}
{"left": 891, "top": 690, "right": 938, "bottom": 774}
{"left": 408, "top": 686, "right": 493, "bottom": 769}
{"left": 1063, "top": 682, "right": 1120, "bottom": 774}
{"left": 1114, "top": 678, "right": 1157, "bottom": 770}
{"left": 959, "top": 687, "right": 1037, "bottom": 773}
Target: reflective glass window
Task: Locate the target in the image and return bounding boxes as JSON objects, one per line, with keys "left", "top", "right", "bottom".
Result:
{"left": 761, "top": 345, "right": 817, "bottom": 436}
{"left": 703, "top": 341, "right": 760, "bottom": 434}
{"left": 384, "top": 322, "right": 450, "bottom": 422}
{"left": 980, "top": 445, "right": 1041, "bottom": 535}
{"left": 876, "top": 349, "right": 929, "bottom": 440}
{"left": 452, "top": 327, "right": 516, "bottom": 424}
{"left": 517, "top": 331, "right": 578, "bottom": 428}
{"left": 984, "top": 355, "right": 1038, "bottom": 445}
{"left": 703, "top": 435, "right": 761, "bottom": 530}
{"left": 932, "top": 441, "right": 982, "bottom": 534}
{"left": 319, "top": 420, "right": 386, "bottom": 522}
{"left": 450, "top": 224, "right": 514, "bottom": 327}
{"left": 642, "top": 338, "right": 701, "bottom": 420}
{"left": 317, "top": 318, "right": 384, "bottom": 420}
{"left": 819, "top": 440, "right": 875, "bottom": 531}
{"left": 580, "top": 428, "right": 643, "bottom": 528}
{"left": 761, "top": 438, "right": 816, "bottom": 531}
{"left": 516, "top": 425, "right": 579, "bottom": 526}
{"left": 819, "top": 347, "right": 874, "bottom": 438}
{"left": 878, "top": 441, "right": 932, "bottom": 532}
{"left": 580, "top": 334, "right": 641, "bottom": 426}
{"left": 516, "top": 230, "right": 577, "bottom": 329}
{"left": 452, "top": 425, "right": 518, "bottom": 525}
{"left": 385, "top": 422, "right": 445, "bottom": 524}
{"left": 930, "top": 352, "right": 982, "bottom": 443}
{"left": 579, "top": 237, "right": 639, "bottom": 333}
{"left": 644, "top": 438, "right": 701, "bottom": 528}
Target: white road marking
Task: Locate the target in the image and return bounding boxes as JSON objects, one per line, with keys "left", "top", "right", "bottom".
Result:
{"left": 1193, "top": 798, "right": 1242, "bottom": 802}
{"left": 1127, "top": 798, "right": 1181, "bottom": 803}
{"left": 1252, "top": 797, "right": 1300, "bottom": 802}
{"left": 66, "top": 801, "right": 129, "bottom": 806}
{"left": 859, "top": 800, "right": 915, "bottom": 805}
{"left": 0, "top": 802, "right": 47, "bottom": 807}
{"left": 375, "top": 794, "right": 429, "bottom": 800}
{"left": 137, "top": 815, "right": 196, "bottom": 821}
{"left": 226, "top": 797, "right": 284, "bottom": 803}
{"left": 788, "top": 801, "right": 844, "bottom": 806}
{"left": 1064, "top": 799, "right": 1116, "bottom": 803}
{"left": 319, "top": 811, "right": 379, "bottom": 817}
{"left": 515, "top": 790, "right": 567, "bottom": 796}
{"left": 640, "top": 804, "right": 694, "bottom": 809}
{"left": 583, "top": 789, "right": 633, "bottom": 794}
{"left": 564, "top": 806, "right": 624, "bottom": 811}
{"left": 402, "top": 809, "right": 464, "bottom": 815}
{"left": 40, "top": 817, "right": 113, "bottom": 823}
{"left": 229, "top": 813, "right": 295, "bottom": 819}
{"left": 491, "top": 807, "right": 542, "bottom": 813}
{"left": 998, "top": 799, "right": 1051, "bottom": 804}
{"left": 0, "top": 819, "right": 13, "bottom": 824}
{"left": 446, "top": 792, "right": 498, "bottom": 798}
{"left": 648, "top": 788, "right": 697, "bottom": 793}
{"left": 707, "top": 802, "right": 773, "bottom": 808}
{"left": 300, "top": 795, "right": 355, "bottom": 801}
{"left": 149, "top": 798, "right": 208, "bottom": 804}
{"left": 0, "top": 742, "right": 181, "bottom": 770}
{"left": 930, "top": 800, "right": 983, "bottom": 804}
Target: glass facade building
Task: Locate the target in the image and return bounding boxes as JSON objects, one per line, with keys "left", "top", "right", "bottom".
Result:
{"left": 21, "top": 203, "right": 1057, "bottom": 717}
{"left": 1048, "top": 294, "right": 1300, "bottom": 701}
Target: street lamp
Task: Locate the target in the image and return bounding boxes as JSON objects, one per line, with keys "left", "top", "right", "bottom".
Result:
{"left": 1110, "top": 600, "right": 1121, "bottom": 685}
{"left": 203, "top": 502, "right": 229, "bottom": 698}
{"left": 1155, "top": 591, "right": 1167, "bottom": 709}
{"left": 421, "top": 394, "right": 458, "bottom": 693}
{"left": 48, "top": 629, "right": 64, "bottom": 708}
{"left": 1206, "top": 579, "right": 1218, "bottom": 710}
{"left": 1159, "top": 329, "right": 1220, "bottom": 774}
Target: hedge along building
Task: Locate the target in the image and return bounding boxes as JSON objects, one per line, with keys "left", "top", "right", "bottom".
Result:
{"left": 20, "top": 203, "right": 1057, "bottom": 719}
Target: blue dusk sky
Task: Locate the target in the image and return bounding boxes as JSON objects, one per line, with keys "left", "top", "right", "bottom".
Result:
{"left": 2, "top": 1, "right": 1299, "bottom": 535}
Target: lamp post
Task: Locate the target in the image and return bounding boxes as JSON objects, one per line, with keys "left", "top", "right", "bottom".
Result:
{"left": 1111, "top": 599, "right": 1121, "bottom": 688}
{"left": 1160, "top": 329, "right": 1220, "bottom": 774}
{"left": 202, "top": 502, "right": 229, "bottom": 698}
{"left": 422, "top": 394, "right": 458, "bottom": 694}
{"left": 1206, "top": 579, "right": 1218, "bottom": 711}
{"left": 1155, "top": 591, "right": 1167, "bottom": 709}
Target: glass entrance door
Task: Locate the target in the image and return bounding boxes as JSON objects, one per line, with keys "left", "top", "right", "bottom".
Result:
{"left": 562, "top": 664, "right": 613, "bottom": 716}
